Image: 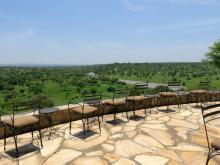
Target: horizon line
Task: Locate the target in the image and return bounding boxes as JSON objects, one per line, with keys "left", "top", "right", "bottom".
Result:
{"left": 0, "top": 61, "right": 205, "bottom": 67}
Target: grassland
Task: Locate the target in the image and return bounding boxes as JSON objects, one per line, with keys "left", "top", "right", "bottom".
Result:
{"left": 0, "top": 62, "right": 220, "bottom": 112}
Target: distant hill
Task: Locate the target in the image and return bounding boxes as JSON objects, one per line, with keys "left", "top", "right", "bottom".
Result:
{"left": 0, "top": 63, "right": 83, "bottom": 67}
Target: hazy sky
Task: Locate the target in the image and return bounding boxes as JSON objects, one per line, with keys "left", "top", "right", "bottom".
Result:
{"left": 0, "top": 0, "right": 220, "bottom": 64}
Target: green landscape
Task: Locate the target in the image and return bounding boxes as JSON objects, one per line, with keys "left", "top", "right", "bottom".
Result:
{"left": 1, "top": 62, "right": 220, "bottom": 112}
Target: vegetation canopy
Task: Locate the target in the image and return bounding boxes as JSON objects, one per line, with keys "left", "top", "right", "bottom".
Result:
{"left": 206, "top": 40, "right": 220, "bottom": 67}
{"left": 1, "top": 62, "right": 220, "bottom": 113}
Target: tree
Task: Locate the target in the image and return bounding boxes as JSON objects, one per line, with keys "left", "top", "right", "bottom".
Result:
{"left": 29, "top": 94, "right": 54, "bottom": 108}
{"left": 205, "top": 40, "right": 220, "bottom": 67}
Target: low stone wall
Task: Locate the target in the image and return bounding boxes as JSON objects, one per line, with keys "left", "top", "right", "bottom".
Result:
{"left": 0, "top": 92, "right": 220, "bottom": 139}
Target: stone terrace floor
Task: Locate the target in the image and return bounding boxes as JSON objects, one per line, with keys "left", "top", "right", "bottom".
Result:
{"left": 1, "top": 103, "right": 220, "bottom": 165}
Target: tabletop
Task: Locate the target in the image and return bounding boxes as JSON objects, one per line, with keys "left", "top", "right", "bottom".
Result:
{"left": 40, "top": 107, "right": 59, "bottom": 114}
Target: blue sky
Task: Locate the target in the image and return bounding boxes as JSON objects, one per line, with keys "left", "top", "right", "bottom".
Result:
{"left": 0, "top": 0, "right": 220, "bottom": 64}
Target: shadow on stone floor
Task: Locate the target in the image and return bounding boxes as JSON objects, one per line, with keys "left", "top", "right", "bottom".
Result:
{"left": 5, "top": 143, "right": 40, "bottom": 158}
{"left": 105, "top": 119, "right": 127, "bottom": 125}
{"left": 158, "top": 108, "right": 176, "bottom": 113}
{"left": 71, "top": 130, "right": 97, "bottom": 139}
{"left": 129, "top": 115, "right": 145, "bottom": 121}
{"left": 189, "top": 104, "right": 202, "bottom": 109}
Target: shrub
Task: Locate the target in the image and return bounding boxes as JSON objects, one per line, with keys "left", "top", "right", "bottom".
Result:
{"left": 76, "top": 81, "right": 86, "bottom": 88}
{"left": 107, "top": 86, "right": 115, "bottom": 92}
{"left": 129, "top": 88, "right": 142, "bottom": 96}
{"left": 151, "top": 85, "right": 170, "bottom": 94}
{"left": 28, "top": 94, "right": 54, "bottom": 108}
{"left": 76, "top": 87, "right": 81, "bottom": 93}
{"left": 20, "top": 89, "right": 25, "bottom": 93}
{"left": 91, "top": 88, "right": 97, "bottom": 94}
{"left": 110, "top": 78, "right": 119, "bottom": 83}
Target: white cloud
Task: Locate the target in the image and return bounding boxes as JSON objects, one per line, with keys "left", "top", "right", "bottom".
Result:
{"left": 24, "top": 28, "right": 35, "bottom": 36}
{"left": 0, "top": 33, "right": 211, "bottom": 64}
{"left": 123, "top": 0, "right": 147, "bottom": 12}
{"left": 133, "top": 18, "right": 220, "bottom": 34}
{"left": 0, "top": 13, "right": 11, "bottom": 20}
{"left": 1, "top": 27, "right": 35, "bottom": 42}
{"left": 168, "top": 0, "right": 216, "bottom": 5}
{"left": 0, "top": 12, "right": 35, "bottom": 40}
{"left": 123, "top": 0, "right": 218, "bottom": 12}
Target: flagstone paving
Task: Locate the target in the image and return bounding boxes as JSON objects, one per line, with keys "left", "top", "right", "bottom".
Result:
{"left": 1, "top": 103, "right": 220, "bottom": 164}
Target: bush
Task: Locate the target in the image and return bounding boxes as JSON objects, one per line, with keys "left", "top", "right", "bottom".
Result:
{"left": 29, "top": 85, "right": 43, "bottom": 95}
{"left": 76, "top": 81, "right": 86, "bottom": 88}
{"left": 20, "top": 89, "right": 25, "bottom": 93}
{"left": 91, "top": 88, "right": 97, "bottom": 94}
{"left": 129, "top": 88, "right": 143, "bottom": 96}
{"left": 107, "top": 86, "right": 115, "bottom": 92}
{"left": 0, "top": 82, "right": 4, "bottom": 91}
{"left": 76, "top": 87, "right": 81, "bottom": 93}
{"left": 87, "top": 79, "right": 98, "bottom": 84}
{"left": 110, "top": 78, "right": 119, "bottom": 83}
{"left": 151, "top": 85, "right": 170, "bottom": 94}
{"left": 99, "top": 76, "right": 110, "bottom": 82}
{"left": 117, "top": 81, "right": 126, "bottom": 85}
{"left": 4, "top": 91, "right": 19, "bottom": 102}
{"left": 0, "top": 83, "right": 14, "bottom": 91}
{"left": 28, "top": 94, "right": 54, "bottom": 108}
